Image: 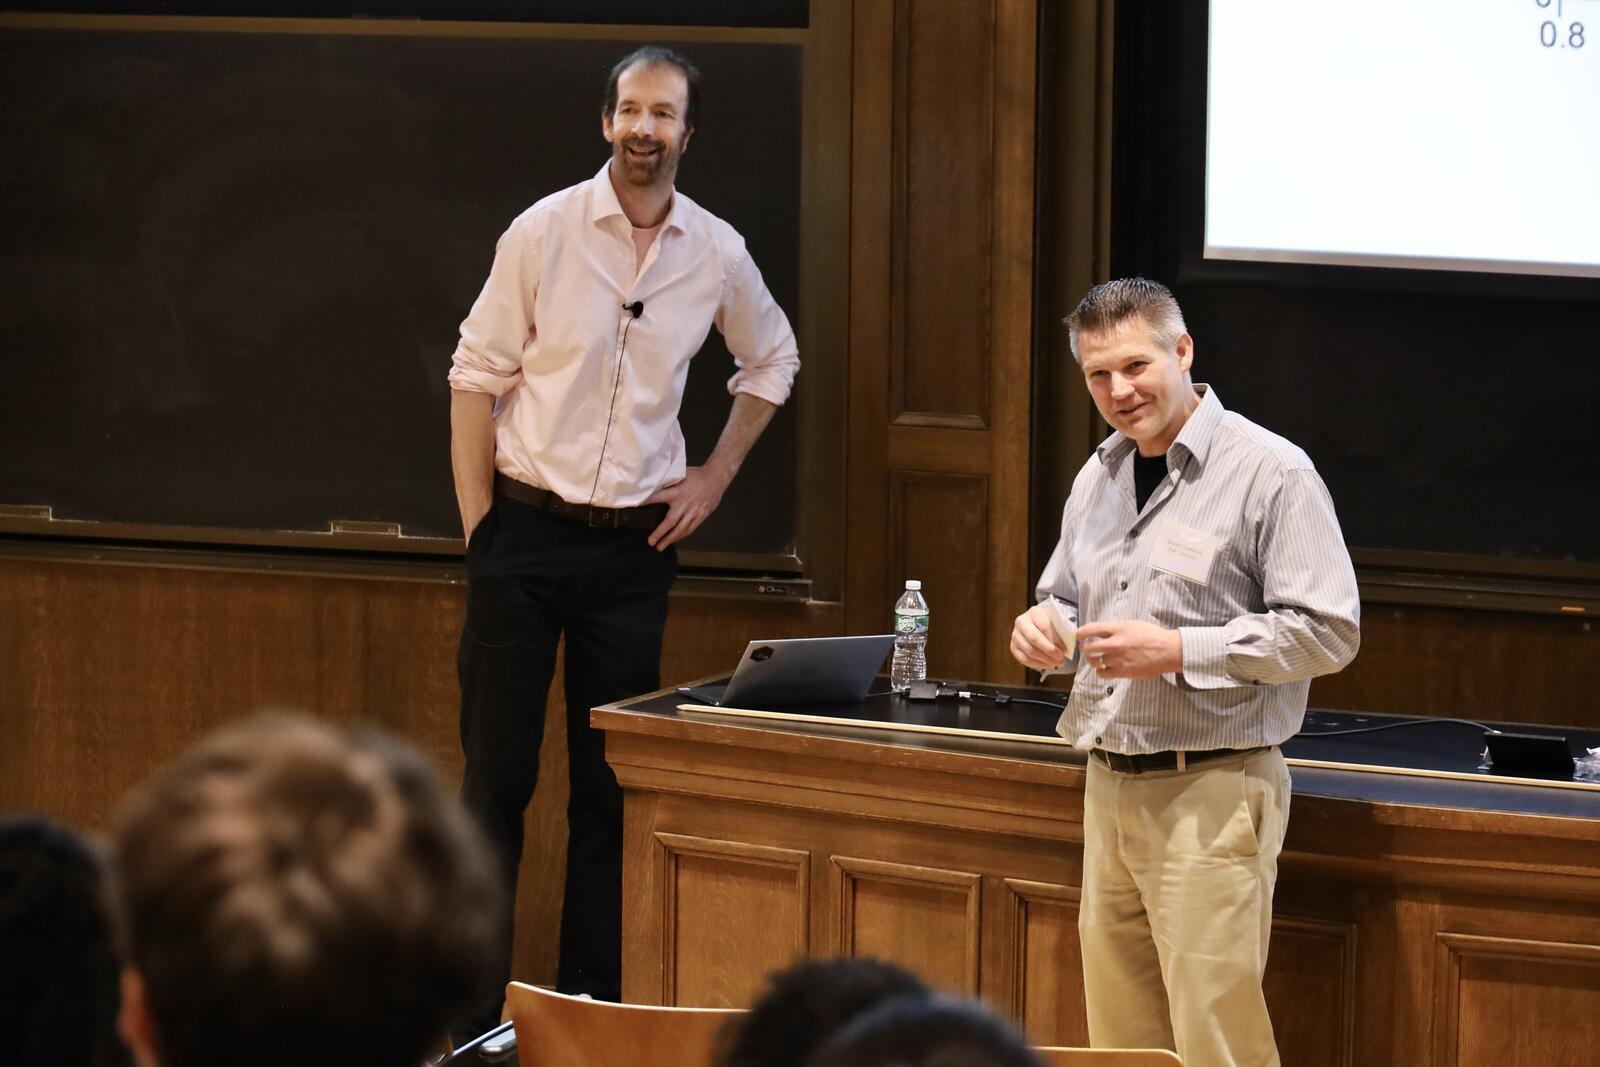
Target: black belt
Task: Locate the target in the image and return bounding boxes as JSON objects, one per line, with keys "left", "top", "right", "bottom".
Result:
{"left": 1091, "top": 746, "right": 1268, "bottom": 775}
{"left": 494, "top": 472, "right": 668, "bottom": 531}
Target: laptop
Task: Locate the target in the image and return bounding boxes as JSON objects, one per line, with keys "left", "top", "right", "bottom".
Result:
{"left": 679, "top": 634, "right": 897, "bottom": 709}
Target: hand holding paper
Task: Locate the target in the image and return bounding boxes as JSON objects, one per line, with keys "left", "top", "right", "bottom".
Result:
{"left": 1039, "top": 598, "right": 1077, "bottom": 679}
{"left": 1009, "top": 599, "right": 1076, "bottom": 675}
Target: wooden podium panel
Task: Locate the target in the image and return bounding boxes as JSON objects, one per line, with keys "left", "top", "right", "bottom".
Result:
{"left": 598, "top": 691, "right": 1600, "bottom": 1065}
{"left": 653, "top": 832, "right": 810, "bottom": 1008}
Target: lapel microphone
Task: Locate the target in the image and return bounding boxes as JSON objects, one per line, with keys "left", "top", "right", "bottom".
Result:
{"left": 623, "top": 300, "right": 644, "bottom": 319}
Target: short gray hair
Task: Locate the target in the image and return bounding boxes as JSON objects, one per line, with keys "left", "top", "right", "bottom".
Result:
{"left": 1064, "top": 277, "right": 1188, "bottom": 362}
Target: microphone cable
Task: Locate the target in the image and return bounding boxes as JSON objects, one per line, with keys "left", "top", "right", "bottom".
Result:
{"left": 586, "top": 302, "right": 642, "bottom": 512}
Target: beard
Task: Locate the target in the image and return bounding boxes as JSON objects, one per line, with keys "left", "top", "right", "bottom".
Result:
{"left": 613, "top": 133, "right": 679, "bottom": 188}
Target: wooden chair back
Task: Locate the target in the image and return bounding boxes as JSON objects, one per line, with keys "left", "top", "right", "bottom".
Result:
{"left": 1034, "top": 1047, "right": 1182, "bottom": 1065}
{"left": 504, "top": 982, "right": 746, "bottom": 1067}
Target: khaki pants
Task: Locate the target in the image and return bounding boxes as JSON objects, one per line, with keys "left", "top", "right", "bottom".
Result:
{"left": 1078, "top": 746, "right": 1291, "bottom": 1067}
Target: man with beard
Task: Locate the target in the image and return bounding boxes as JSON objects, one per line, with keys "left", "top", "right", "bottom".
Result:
{"left": 447, "top": 46, "right": 799, "bottom": 1038}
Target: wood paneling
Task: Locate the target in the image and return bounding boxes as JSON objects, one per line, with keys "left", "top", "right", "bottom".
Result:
{"left": 655, "top": 833, "right": 810, "bottom": 1008}
{"left": 0, "top": 554, "right": 843, "bottom": 992}
{"left": 844, "top": 0, "right": 897, "bottom": 642}
{"left": 1030, "top": 0, "right": 1115, "bottom": 577}
{"left": 1311, "top": 603, "right": 1599, "bottom": 728}
{"left": 982, "top": 0, "right": 1038, "bottom": 684}
{"left": 891, "top": 0, "right": 994, "bottom": 426}
{"left": 850, "top": 0, "right": 1035, "bottom": 685}
{"left": 1263, "top": 916, "right": 1358, "bottom": 1067}
{"left": 603, "top": 700, "right": 1600, "bottom": 1065}
{"left": 833, "top": 855, "right": 982, "bottom": 995}
{"left": 1005, "top": 878, "right": 1087, "bottom": 1048}
{"left": 0, "top": 557, "right": 465, "bottom": 825}
{"left": 1434, "top": 933, "right": 1600, "bottom": 1067}
{"left": 888, "top": 471, "right": 988, "bottom": 681}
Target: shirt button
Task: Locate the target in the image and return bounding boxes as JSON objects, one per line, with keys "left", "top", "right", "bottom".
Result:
{"left": 1119, "top": 579, "right": 1128, "bottom": 590}
{"left": 1095, "top": 735, "right": 1103, "bottom": 744}
{"left": 1105, "top": 686, "right": 1114, "bottom": 695}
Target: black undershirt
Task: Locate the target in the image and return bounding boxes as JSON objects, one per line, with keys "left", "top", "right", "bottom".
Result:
{"left": 1133, "top": 451, "right": 1167, "bottom": 512}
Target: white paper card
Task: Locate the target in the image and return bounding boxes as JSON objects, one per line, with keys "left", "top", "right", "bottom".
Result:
{"left": 1046, "top": 598, "right": 1076, "bottom": 658}
{"left": 1039, "top": 598, "right": 1076, "bottom": 680}
{"left": 1149, "top": 518, "right": 1219, "bottom": 585}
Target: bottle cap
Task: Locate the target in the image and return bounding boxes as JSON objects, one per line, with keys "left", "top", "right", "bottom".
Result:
{"left": 905, "top": 580, "right": 921, "bottom": 590}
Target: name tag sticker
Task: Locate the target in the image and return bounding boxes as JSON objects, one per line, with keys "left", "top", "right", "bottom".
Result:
{"left": 1149, "top": 518, "right": 1219, "bottom": 585}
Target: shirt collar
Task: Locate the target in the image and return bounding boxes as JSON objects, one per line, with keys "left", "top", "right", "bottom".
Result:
{"left": 1096, "top": 383, "right": 1225, "bottom": 473}
{"left": 589, "top": 159, "right": 685, "bottom": 234}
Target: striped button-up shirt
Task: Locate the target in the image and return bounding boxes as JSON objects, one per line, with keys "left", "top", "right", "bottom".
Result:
{"left": 1037, "top": 385, "right": 1360, "bottom": 753}
{"left": 448, "top": 162, "right": 800, "bottom": 507}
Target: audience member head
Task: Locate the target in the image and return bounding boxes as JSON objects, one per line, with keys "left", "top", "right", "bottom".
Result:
{"left": 110, "top": 714, "right": 504, "bottom": 1067}
{"left": 803, "top": 991, "right": 1046, "bottom": 1067}
{"left": 713, "top": 957, "right": 930, "bottom": 1067}
{"left": 0, "top": 813, "right": 132, "bottom": 1067}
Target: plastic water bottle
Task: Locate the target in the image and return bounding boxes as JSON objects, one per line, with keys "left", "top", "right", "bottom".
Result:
{"left": 890, "top": 580, "right": 929, "bottom": 691}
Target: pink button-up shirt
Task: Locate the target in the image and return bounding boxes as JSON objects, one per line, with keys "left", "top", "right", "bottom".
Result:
{"left": 448, "top": 162, "right": 800, "bottom": 507}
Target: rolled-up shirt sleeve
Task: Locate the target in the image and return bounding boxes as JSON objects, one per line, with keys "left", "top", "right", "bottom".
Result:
{"left": 448, "top": 221, "right": 541, "bottom": 398}
{"left": 716, "top": 247, "right": 800, "bottom": 406}
{"left": 1179, "top": 468, "right": 1361, "bottom": 689}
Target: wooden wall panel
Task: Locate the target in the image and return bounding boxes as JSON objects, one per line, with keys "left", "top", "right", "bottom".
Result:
{"left": 888, "top": 471, "right": 988, "bottom": 680}
{"left": 0, "top": 557, "right": 466, "bottom": 825}
{"left": 1311, "top": 603, "right": 1599, "bottom": 728}
{"left": 892, "top": 0, "right": 994, "bottom": 425}
{"left": 844, "top": 0, "right": 896, "bottom": 641}
{"left": 1263, "top": 916, "right": 1358, "bottom": 1067}
{"left": 1005, "top": 878, "right": 1087, "bottom": 1048}
{"left": 849, "top": 0, "right": 1035, "bottom": 685}
{"left": 1434, "top": 933, "right": 1600, "bottom": 1067}
{"left": 0, "top": 554, "right": 843, "bottom": 992}
{"left": 654, "top": 833, "right": 810, "bottom": 1008}
{"left": 833, "top": 855, "right": 982, "bottom": 995}
{"left": 1030, "top": 0, "right": 1115, "bottom": 579}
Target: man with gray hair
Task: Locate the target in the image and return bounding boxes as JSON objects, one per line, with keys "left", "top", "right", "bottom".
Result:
{"left": 1011, "top": 278, "right": 1360, "bottom": 1066}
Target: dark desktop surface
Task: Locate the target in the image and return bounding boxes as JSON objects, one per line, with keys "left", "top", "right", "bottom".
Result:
{"left": 618, "top": 680, "right": 1600, "bottom": 821}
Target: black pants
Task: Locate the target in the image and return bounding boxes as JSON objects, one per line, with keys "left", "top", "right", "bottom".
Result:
{"left": 455, "top": 492, "right": 675, "bottom": 1038}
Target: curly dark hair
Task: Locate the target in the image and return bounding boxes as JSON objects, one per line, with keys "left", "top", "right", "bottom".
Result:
{"left": 0, "top": 813, "right": 132, "bottom": 1067}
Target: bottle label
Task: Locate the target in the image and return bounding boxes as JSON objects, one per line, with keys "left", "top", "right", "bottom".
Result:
{"left": 895, "top": 612, "right": 928, "bottom": 636}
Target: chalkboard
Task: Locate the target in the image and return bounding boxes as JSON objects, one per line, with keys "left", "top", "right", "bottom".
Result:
{"left": 1108, "top": 1, "right": 1600, "bottom": 571}
{"left": 0, "top": 19, "right": 803, "bottom": 562}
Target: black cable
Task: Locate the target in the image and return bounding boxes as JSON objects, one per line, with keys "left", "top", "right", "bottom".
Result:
{"left": 1296, "top": 716, "right": 1493, "bottom": 739}
{"left": 586, "top": 312, "right": 637, "bottom": 510}
{"left": 958, "top": 689, "right": 1066, "bottom": 711}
